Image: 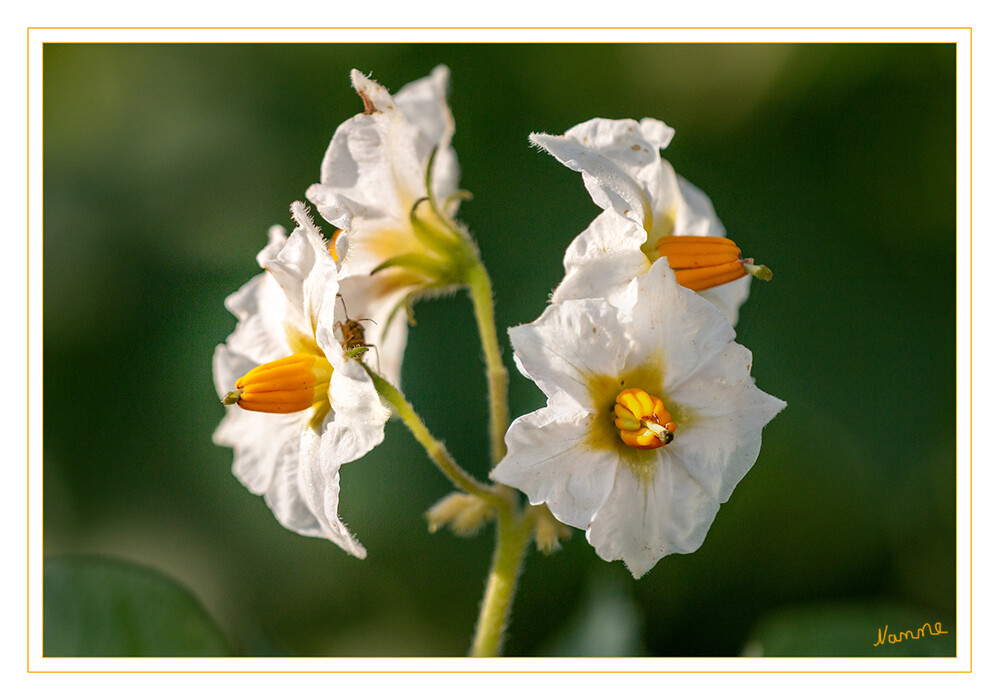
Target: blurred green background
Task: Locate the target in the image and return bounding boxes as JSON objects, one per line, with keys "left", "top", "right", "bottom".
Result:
{"left": 42, "top": 42, "right": 956, "bottom": 657}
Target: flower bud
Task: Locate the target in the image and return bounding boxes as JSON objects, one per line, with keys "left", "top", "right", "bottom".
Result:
{"left": 425, "top": 492, "right": 495, "bottom": 537}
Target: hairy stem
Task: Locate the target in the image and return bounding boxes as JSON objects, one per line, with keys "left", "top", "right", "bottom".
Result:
{"left": 469, "top": 507, "right": 534, "bottom": 657}
{"left": 364, "top": 365, "right": 506, "bottom": 510}
{"left": 465, "top": 260, "right": 510, "bottom": 466}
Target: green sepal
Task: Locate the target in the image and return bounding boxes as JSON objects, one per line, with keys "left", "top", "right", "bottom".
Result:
{"left": 409, "top": 200, "right": 464, "bottom": 258}
{"left": 371, "top": 252, "right": 453, "bottom": 280}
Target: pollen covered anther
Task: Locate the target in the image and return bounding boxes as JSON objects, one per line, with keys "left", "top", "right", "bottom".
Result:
{"left": 656, "top": 235, "right": 770, "bottom": 292}
{"left": 614, "top": 388, "right": 677, "bottom": 450}
{"left": 224, "top": 353, "right": 333, "bottom": 414}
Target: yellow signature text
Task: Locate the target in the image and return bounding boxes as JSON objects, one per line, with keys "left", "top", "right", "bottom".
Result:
{"left": 874, "top": 621, "right": 949, "bottom": 647}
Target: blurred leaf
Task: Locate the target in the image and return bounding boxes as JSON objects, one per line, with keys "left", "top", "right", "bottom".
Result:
{"left": 540, "top": 572, "right": 645, "bottom": 657}
{"left": 44, "top": 555, "right": 233, "bottom": 657}
{"left": 744, "top": 601, "right": 955, "bottom": 657}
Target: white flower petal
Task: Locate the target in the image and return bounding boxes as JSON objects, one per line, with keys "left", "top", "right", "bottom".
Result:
{"left": 212, "top": 397, "right": 301, "bottom": 496}
{"left": 393, "top": 64, "right": 458, "bottom": 202}
{"left": 306, "top": 110, "right": 421, "bottom": 226}
{"left": 261, "top": 432, "right": 326, "bottom": 537}
{"left": 551, "top": 210, "right": 651, "bottom": 305}
{"left": 327, "top": 352, "right": 390, "bottom": 453}
{"left": 674, "top": 174, "right": 727, "bottom": 238}
{"left": 531, "top": 118, "right": 671, "bottom": 230}
{"left": 699, "top": 277, "right": 751, "bottom": 327}
{"left": 668, "top": 346, "right": 786, "bottom": 502}
{"left": 218, "top": 272, "right": 290, "bottom": 365}
{"left": 586, "top": 458, "right": 720, "bottom": 578}
{"left": 509, "top": 296, "right": 630, "bottom": 408}
{"left": 307, "top": 68, "right": 458, "bottom": 236}
{"left": 297, "top": 418, "right": 367, "bottom": 558}
{"left": 350, "top": 69, "right": 394, "bottom": 113}
{"left": 625, "top": 259, "right": 737, "bottom": 390}
{"left": 491, "top": 404, "right": 616, "bottom": 530}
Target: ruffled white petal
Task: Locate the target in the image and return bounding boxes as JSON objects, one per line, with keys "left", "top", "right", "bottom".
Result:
{"left": 261, "top": 430, "right": 327, "bottom": 537}
{"left": 668, "top": 345, "right": 786, "bottom": 503}
{"left": 491, "top": 398, "right": 616, "bottom": 530}
{"left": 327, "top": 345, "right": 390, "bottom": 449}
{"left": 531, "top": 117, "right": 672, "bottom": 231}
{"left": 586, "top": 457, "right": 720, "bottom": 578}
{"left": 392, "top": 65, "right": 458, "bottom": 203}
{"left": 624, "top": 259, "right": 737, "bottom": 390}
{"left": 551, "top": 210, "right": 651, "bottom": 306}
{"left": 306, "top": 67, "right": 458, "bottom": 250}
{"left": 212, "top": 348, "right": 302, "bottom": 496}
{"left": 218, "top": 269, "right": 290, "bottom": 366}
{"left": 673, "top": 174, "right": 727, "bottom": 238}
{"left": 698, "top": 277, "right": 751, "bottom": 327}
{"left": 298, "top": 416, "right": 367, "bottom": 558}
{"left": 508, "top": 296, "right": 630, "bottom": 409}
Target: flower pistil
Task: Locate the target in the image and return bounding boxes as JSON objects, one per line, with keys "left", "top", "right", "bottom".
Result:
{"left": 223, "top": 353, "right": 332, "bottom": 414}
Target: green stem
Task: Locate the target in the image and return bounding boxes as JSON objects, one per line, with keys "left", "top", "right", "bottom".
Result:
{"left": 364, "top": 365, "right": 506, "bottom": 510}
{"left": 469, "top": 508, "right": 534, "bottom": 657}
{"left": 465, "top": 260, "right": 510, "bottom": 466}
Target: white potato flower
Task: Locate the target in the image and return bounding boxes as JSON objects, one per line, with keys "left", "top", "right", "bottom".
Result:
{"left": 531, "top": 117, "right": 767, "bottom": 325}
{"left": 212, "top": 202, "right": 389, "bottom": 558}
{"left": 306, "top": 66, "right": 462, "bottom": 385}
{"left": 490, "top": 258, "right": 785, "bottom": 577}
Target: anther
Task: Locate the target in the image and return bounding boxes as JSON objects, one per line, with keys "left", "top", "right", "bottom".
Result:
{"left": 656, "top": 235, "right": 772, "bottom": 292}
{"left": 613, "top": 388, "right": 677, "bottom": 450}
{"left": 223, "top": 353, "right": 333, "bottom": 414}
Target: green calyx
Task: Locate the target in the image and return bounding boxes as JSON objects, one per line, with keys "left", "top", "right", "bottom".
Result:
{"left": 369, "top": 146, "right": 483, "bottom": 302}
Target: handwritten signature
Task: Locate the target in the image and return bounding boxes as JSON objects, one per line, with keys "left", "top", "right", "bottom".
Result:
{"left": 874, "top": 621, "right": 949, "bottom": 647}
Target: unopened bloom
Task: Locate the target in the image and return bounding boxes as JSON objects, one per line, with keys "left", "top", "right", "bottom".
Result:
{"left": 306, "top": 66, "right": 464, "bottom": 385}
{"left": 531, "top": 118, "right": 767, "bottom": 325}
{"left": 212, "top": 202, "right": 389, "bottom": 557}
{"left": 490, "top": 259, "right": 785, "bottom": 577}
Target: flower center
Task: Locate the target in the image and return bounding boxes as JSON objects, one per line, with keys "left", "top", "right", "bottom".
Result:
{"left": 655, "top": 235, "right": 772, "bottom": 291}
{"left": 222, "top": 353, "right": 333, "bottom": 414}
{"left": 613, "top": 388, "right": 676, "bottom": 450}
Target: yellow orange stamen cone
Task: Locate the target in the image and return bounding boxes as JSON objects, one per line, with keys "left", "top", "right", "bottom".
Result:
{"left": 656, "top": 235, "right": 771, "bottom": 292}
{"left": 614, "top": 388, "right": 677, "bottom": 450}
{"left": 223, "top": 353, "right": 332, "bottom": 414}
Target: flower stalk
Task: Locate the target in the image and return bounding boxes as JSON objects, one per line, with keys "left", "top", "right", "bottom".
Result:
{"left": 469, "top": 506, "right": 535, "bottom": 657}
{"left": 363, "top": 359, "right": 528, "bottom": 657}
{"left": 465, "top": 259, "right": 510, "bottom": 466}
{"left": 362, "top": 363, "right": 507, "bottom": 511}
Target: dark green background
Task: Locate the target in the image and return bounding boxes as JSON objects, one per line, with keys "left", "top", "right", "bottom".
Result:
{"left": 43, "top": 43, "right": 956, "bottom": 657}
